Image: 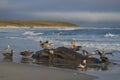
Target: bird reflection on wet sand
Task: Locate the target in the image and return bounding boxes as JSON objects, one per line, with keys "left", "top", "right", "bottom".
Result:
{"left": 3, "top": 56, "right": 13, "bottom": 62}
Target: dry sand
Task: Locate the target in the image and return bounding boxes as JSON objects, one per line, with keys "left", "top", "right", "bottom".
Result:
{"left": 0, "top": 62, "right": 96, "bottom": 80}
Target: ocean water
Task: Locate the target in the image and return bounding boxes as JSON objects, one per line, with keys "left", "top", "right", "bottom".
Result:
{"left": 0, "top": 27, "right": 120, "bottom": 62}
{"left": 1, "top": 27, "right": 120, "bottom": 50}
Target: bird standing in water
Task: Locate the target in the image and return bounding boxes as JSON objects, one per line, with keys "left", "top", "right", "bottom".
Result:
{"left": 4, "top": 45, "right": 11, "bottom": 53}
{"left": 3, "top": 49, "right": 14, "bottom": 58}
{"left": 3, "top": 45, "right": 14, "bottom": 58}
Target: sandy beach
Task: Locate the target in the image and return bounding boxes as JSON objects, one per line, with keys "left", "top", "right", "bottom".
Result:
{"left": 0, "top": 62, "right": 96, "bottom": 80}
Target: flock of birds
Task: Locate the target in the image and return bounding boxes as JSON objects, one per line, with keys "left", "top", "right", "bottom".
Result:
{"left": 78, "top": 49, "right": 111, "bottom": 71}
{"left": 0, "top": 45, "right": 33, "bottom": 58}
{"left": 70, "top": 40, "right": 114, "bottom": 71}
{"left": 39, "top": 40, "right": 113, "bottom": 71}
{"left": 40, "top": 40, "right": 115, "bottom": 71}
{"left": 0, "top": 40, "right": 54, "bottom": 59}
{"left": 0, "top": 40, "right": 114, "bottom": 71}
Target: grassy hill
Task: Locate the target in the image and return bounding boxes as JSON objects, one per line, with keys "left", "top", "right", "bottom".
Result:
{"left": 0, "top": 20, "right": 78, "bottom": 28}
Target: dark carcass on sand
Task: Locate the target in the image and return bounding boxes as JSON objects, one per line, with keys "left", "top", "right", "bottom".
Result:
{"left": 32, "top": 46, "right": 85, "bottom": 68}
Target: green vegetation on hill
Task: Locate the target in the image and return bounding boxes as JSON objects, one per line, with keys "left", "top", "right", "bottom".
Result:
{"left": 0, "top": 20, "right": 78, "bottom": 28}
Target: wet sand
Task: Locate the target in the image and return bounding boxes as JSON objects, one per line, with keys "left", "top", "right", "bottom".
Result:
{"left": 0, "top": 62, "right": 96, "bottom": 80}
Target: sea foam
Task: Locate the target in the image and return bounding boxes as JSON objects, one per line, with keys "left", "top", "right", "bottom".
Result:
{"left": 23, "top": 31, "right": 43, "bottom": 36}
{"left": 104, "top": 33, "right": 119, "bottom": 38}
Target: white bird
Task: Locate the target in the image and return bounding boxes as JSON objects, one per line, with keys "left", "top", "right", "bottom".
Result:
{"left": 4, "top": 45, "right": 11, "bottom": 52}
{"left": 71, "top": 40, "right": 76, "bottom": 49}
{"left": 78, "top": 59, "right": 87, "bottom": 71}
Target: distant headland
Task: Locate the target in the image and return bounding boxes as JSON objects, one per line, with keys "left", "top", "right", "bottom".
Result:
{"left": 0, "top": 20, "right": 79, "bottom": 28}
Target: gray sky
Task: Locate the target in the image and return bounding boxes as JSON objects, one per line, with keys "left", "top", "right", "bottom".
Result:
{"left": 0, "top": 0, "right": 120, "bottom": 26}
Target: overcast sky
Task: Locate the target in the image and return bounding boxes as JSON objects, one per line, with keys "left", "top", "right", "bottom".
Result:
{"left": 0, "top": 0, "right": 120, "bottom": 26}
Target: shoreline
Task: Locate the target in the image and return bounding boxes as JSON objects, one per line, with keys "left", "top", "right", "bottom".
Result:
{"left": 0, "top": 26, "right": 80, "bottom": 29}
{"left": 0, "top": 62, "right": 97, "bottom": 80}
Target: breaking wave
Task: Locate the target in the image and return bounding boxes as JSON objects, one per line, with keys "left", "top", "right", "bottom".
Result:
{"left": 21, "top": 35, "right": 120, "bottom": 51}
{"left": 78, "top": 42, "right": 120, "bottom": 51}
{"left": 23, "top": 31, "right": 43, "bottom": 36}
{"left": 6, "top": 36, "right": 27, "bottom": 40}
{"left": 104, "top": 33, "right": 119, "bottom": 38}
